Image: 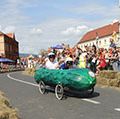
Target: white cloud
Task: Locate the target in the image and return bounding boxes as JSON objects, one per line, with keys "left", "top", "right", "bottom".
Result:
{"left": 0, "top": 0, "right": 119, "bottom": 54}
{"left": 62, "top": 25, "right": 88, "bottom": 35}
{"left": 16, "top": 18, "right": 88, "bottom": 53}
{"left": 31, "top": 28, "right": 43, "bottom": 34}
{"left": 64, "top": 2, "right": 120, "bottom": 22}
{"left": 71, "top": 3, "right": 105, "bottom": 14}
{"left": 3, "top": 26, "right": 16, "bottom": 33}
{"left": 0, "top": 25, "right": 2, "bottom": 31}
{"left": 62, "top": 27, "right": 75, "bottom": 35}
{"left": 112, "top": 19, "right": 119, "bottom": 23}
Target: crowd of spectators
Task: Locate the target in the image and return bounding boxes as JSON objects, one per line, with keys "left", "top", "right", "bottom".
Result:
{"left": 2, "top": 37, "right": 119, "bottom": 74}
{"left": 0, "top": 58, "right": 25, "bottom": 73}
{"left": 22, "top": 39, "right": 120, "bottom": 75}
{"left": 0, "top": 62, "right": 23, "bottom": 72}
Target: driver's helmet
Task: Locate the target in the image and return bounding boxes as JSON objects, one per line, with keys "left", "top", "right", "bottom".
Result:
{"left": 65, "top": 57, "right": 73, "bottom": 65}
{"left": 48, "top": 52, "right": 55, "bottom": 59}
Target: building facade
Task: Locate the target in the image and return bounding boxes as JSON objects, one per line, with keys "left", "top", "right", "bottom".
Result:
{"left": 0, "top": 32, "right": 19, "bottom": 61}
{"left": 78, "top": 21, "right": 120, "bottom": 50}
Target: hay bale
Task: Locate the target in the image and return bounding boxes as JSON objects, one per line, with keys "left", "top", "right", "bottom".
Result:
{"left": 115, "top": 72, "right": 120, "bottom": 80}
{"left": 107, "top": 79, "right": 120, "bottom": 87}
{"left": 0, "top": 109, "right": 19, "bottom": 119}
{"left": 9, "top": 109, "right": 19, "bottom": 119}
{"left": 0, "top": 111, "right": 9, "bottom": 119}
{"left": 23, "top": 68, "right": 35, "bottom": 76}
{"left": 99, "top": 70, "right": 117, "bottom": 79}
{"left": 0, "top": 92, "right": 10, "bottom": 107}
{"left": 97, "top": 70, "right": 120, "bottom": 88}
{"left": 29, "top": 68, "right": 35, "bottom": 76}
{"left": 0, "top": 91, "right": 20, "bottom": 119}
{"left": 96, "top": 76, "right": 108, "bottom": 86}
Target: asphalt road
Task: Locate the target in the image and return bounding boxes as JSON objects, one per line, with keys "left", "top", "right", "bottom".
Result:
{"left": 0, "top": 71, "right": 120, "bottom": 119}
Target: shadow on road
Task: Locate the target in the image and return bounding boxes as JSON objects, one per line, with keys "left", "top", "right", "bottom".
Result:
{"left": 64, "top": 90, "right": 100, "bottom": 99}
{"left": 45, "top": 86, "right": 100, "bottom": 99}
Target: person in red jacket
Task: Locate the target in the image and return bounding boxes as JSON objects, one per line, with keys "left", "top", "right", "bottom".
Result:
{"left": 96, "top": 50, "right": 106, "bottom": 74}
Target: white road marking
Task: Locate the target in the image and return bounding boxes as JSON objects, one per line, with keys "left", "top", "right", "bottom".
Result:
{"left": 7, "top": 73, "right": 101, "bottom": 105}
{"left": 114, "top": 108, "right": 120, "bottom": 112}
{"left": 81, "top": 99, "right": 101, "bottom": 104}
{"left": 7, "top": 74, "right": 38, "bottom": 87}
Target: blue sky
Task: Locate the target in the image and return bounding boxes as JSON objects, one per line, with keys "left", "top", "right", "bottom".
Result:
{"left": 0, "top": 0, "right": 119, "bottom": 54}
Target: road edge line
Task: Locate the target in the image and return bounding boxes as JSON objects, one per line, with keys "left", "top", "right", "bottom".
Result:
{"left": 7, "top": 74, "right": 38, "bottom": 87}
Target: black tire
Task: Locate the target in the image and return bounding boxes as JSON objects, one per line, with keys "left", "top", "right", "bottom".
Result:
{"left": 88, "top": 87, "right": 94, "bottom": 95}
{"left": 55, "top": 84, "right": 64, "bottom": 100}
{"left": 39, "top": 81, "right": 46, "bottom": 94}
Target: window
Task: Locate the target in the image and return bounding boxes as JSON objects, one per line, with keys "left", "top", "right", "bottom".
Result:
{"left": 104, "top": 39, "right": 106, "bottom": 44}
{"left": 5, "top": 44, "right": 9, "bottom": 51}
{"left": 99, "top": 41, "right": 101, "bottom": 45}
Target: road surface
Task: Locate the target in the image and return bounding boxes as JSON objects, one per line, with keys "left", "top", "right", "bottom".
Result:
{"left": 0, "top": 71, "right": 120, "bottom": 119}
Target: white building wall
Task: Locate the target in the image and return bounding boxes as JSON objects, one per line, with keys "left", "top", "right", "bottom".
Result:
{"left": 78, "top": 33, "right": 119, "bottom": 50}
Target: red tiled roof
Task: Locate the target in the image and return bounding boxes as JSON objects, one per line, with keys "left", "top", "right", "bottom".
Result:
{"left": 78, "top": 22, "right": 119, "bottom": 44}
{"left": 0, "top": 32, "right": 15, "bottom": 40}
{"left": 6, "top": 33, "right": 15, "bottom": 39}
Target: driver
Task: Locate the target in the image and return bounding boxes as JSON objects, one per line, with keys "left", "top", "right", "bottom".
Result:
{"left": 45, "top": 52, "right": 59, "bottom": 69}
{"left": 60, "top": 57, "right": 73, "bottom": 69}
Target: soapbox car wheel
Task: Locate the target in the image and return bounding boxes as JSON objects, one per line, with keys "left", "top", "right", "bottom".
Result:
{"left": 88, "top": 87, "right": 94, "bottom": 95}
{"left": 39, "top": 81, "right": 46, "bottom": 94}
{"left": 55, "top": 84, "right": 64, "bottom": 100}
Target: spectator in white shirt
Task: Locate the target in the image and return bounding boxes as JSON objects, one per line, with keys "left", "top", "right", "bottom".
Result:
{"left": 45, "top": 52, "right": 58, "bottom": 69}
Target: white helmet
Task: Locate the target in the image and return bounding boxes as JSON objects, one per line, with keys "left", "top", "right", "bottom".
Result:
{"left": 65, "top": 57, "right": 73, "bottom": 63}
{"left": 48, "top": 52, "right": 55, "bottom": 59}
{"left": 48, "top": 52, "right": 55, "bottom": 57}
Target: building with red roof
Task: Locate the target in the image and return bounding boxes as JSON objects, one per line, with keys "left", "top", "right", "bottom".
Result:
{"left": 78, "top": 21, "right": 120, "bottom": 49}
{"left": 0, "top": 32, "right": 19, "bottom": 61}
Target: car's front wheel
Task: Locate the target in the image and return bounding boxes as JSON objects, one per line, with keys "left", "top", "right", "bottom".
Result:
{"left": 55, "top": 84, "right": 64, "bottom": 100}
{"left": 39, "top": 81, "right": 46, "bottom": 94}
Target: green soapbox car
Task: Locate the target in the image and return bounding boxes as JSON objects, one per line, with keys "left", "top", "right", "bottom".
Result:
{"left": 34, "top": 68, "right": 96, "bottom": 100}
